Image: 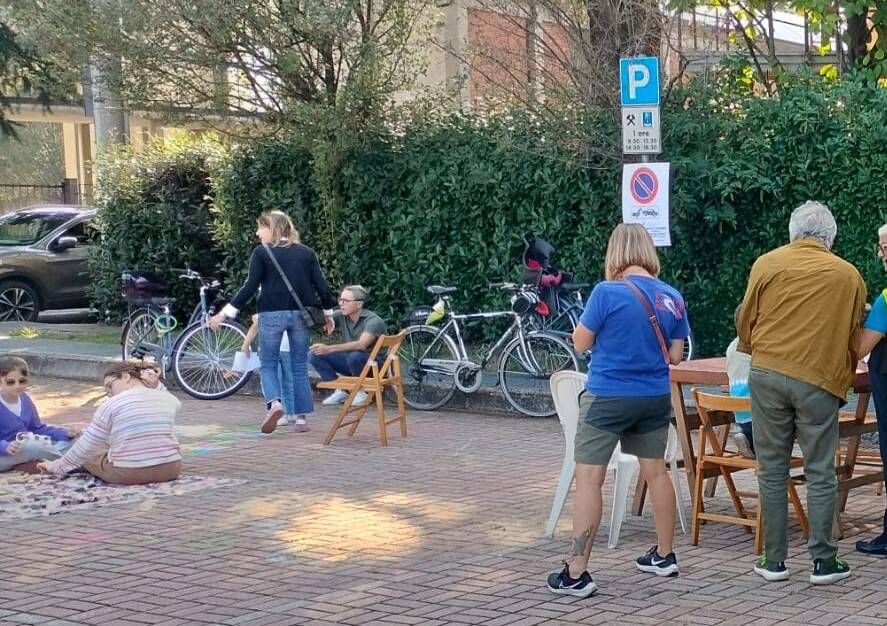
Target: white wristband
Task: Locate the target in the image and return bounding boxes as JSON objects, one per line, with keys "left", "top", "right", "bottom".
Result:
{"left": 221, "top": 304, "right": 239, "bottom": 318}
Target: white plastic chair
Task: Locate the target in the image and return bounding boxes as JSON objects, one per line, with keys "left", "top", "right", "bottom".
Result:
{"left": 545, "top": 371, "right": 687, "bottom": 547}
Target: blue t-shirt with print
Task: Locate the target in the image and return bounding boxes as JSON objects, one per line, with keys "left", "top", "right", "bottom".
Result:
{"left": 580, "top": 276, "right": 690, "bottom": 397}
{"left": 865, "top": 293, "right": 887, "bottom": 334}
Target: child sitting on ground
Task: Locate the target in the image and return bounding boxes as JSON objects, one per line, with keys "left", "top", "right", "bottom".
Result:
{"left": 726, "top": 303, "right": 754, "bottom": 458}
{"left": 0, "top": 356, "right": 79, "bottom": 472}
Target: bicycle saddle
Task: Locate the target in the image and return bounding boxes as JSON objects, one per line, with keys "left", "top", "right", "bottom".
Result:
{"left": 427, "top": 285, "right": 457, "bottom": 295}
{"left": 561, "top": 282, "right": 590, "bottom": 292}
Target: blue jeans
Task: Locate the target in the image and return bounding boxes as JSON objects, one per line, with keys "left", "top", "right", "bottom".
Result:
{"left": 259, "top": 357, "right": 295, "bottom": 415}
{"left": 258, "top": 310, "right": 312, "bottom": 416}
{"left": 0, "top": 439, "right": 72, "bottom": 472}
{"left": 309, "top": 350, "right": 371, "bottom": 382}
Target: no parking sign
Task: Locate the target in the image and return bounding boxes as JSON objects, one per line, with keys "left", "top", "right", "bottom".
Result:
{"left": 622, "top": 162, "right": 670, "bottom": 246}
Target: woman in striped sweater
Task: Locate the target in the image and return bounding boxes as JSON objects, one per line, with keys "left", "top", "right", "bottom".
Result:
{"left": 37, "top": 363, "right": 181, "bottom": 485}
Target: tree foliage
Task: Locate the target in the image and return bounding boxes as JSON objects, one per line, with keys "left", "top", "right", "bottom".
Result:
{"left": 0, "top": 17, "right": 74, "bottom": 138}
{"left": 668, "top": 0, "right": 887, "bottom": 84}
{"left": 5, "top": 0, "right": 435, "bottom": 132}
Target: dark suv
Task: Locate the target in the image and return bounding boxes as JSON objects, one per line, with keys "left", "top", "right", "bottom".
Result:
{"left": 0, "top": 206, "right": 98, "bottom": 321}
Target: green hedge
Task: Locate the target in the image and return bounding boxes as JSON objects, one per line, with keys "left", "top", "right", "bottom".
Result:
{"left": 88, "top": 136, "right": 225, "bottom": 321}
{"left": 212, "top": 137, "right": 321, "bottom": 293}
{"left": 89, "top": 70, "right": 887, "bottom": 356}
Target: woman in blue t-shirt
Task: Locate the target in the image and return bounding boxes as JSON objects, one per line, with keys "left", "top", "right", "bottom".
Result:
{"left": 547, "top": 223, "right": 690, "bottom": 598}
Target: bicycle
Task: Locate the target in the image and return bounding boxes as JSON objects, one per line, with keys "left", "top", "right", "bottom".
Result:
{"left": 532, "top": 281, "right": 588, "bottom": 341}
{"left": 120, "top": 269, "right": 253, "bottom": 400}
{"left": 399, "top": 283, "right": 579, "bottom": 417}
{"left": 533, "top": 282, "right": 696, "bottom": 362}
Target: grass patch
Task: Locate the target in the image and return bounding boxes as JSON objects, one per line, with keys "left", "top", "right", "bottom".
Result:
{"left": 11, "top": 327, "right": 121, "bottom": 345}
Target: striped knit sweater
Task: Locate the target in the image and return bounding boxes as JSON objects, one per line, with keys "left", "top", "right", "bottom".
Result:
{"left": 47, "top": 386, "right": 181, "bottom": 476}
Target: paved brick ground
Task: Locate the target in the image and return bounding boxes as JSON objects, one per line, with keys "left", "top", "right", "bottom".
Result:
{"left": 2, "top": 378, "right": 887, "bottom": 626}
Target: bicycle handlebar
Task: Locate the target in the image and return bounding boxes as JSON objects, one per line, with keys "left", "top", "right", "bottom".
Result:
{"left": 489, "top": 282, "right": 521, "bottom": 291}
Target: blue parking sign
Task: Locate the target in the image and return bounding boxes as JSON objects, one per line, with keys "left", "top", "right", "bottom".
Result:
{"left": 620, "top": 57, "right": 660, "bottom": 106}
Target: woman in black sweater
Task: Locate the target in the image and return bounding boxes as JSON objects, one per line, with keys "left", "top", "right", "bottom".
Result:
{"left": 209, "top": 211, "right": 336, "bottom": 433}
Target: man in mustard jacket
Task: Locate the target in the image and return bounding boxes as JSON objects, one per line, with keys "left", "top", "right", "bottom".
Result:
{"left": 739, "top": 201, "right": 867, "bottom": 585}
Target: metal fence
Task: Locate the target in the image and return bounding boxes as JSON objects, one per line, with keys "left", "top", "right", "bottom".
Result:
{"left": 0, "top": 180, "right": 94, "bottom": 214}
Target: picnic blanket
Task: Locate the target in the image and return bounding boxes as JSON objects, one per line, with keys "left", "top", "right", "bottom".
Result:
{"left": 0, "top": 472, "right": 245, "bottom": 520}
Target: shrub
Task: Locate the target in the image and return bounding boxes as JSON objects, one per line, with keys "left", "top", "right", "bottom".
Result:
{"left": 92, "top": 68, "right": 887, "bottom": 355}
{"left": 212, "top": 136, "right": 320, "bottom": 293}
{"left": 88, "top": 135, "right": 225, "bottom": 321}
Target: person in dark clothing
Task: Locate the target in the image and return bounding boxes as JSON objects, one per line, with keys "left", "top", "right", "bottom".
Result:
{"left": 856, "top": 224, "right": 887, "bottom": 556}
{"left": 209, "top": 211, "right": 336, "bottom": 434}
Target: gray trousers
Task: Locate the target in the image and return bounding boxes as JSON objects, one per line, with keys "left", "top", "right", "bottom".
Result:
{"left": 749, "top": 367, "right": 839, "bottom": 562}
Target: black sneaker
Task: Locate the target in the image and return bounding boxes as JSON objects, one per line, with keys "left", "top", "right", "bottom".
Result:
{"left": 635, "top": 546, "right": 679, "bottom": 576}
{"left": 856, "top": 533, "right": 887, "bottom": 556}
{"left": 810, "top": 557, "right": 851, "bottom": 585}
{"left": 753, "top": 554, "right": 789, "bottom": 581}
{"left": 546, "top": 562, "right": 598, "bottom": 597}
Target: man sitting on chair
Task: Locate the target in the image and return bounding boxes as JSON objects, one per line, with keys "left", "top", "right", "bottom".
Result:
{"left": 309, "top": 285, "right": 387, "bottom": 407}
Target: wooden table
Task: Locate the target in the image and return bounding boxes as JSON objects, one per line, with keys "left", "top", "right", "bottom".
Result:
{"left": 632, "top": 358, "right": 879, "bottom": 522}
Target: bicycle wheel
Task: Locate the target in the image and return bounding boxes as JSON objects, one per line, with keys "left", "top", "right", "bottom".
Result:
{"left": 121, "top": 307, "right": 163, "bottom": 362}
{"left": 399, "top": 325, "right": 459, "bottom": 410}
{"left": 171, "top": 320, "right": 252, "bottom": 400}
{"left": 499, "top": 332, "right": 579, "bottom": 417}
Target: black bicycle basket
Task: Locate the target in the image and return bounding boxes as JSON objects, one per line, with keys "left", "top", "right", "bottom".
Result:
{"left": 121, "top": 271, "right": 169, "bottom": 305}
{"left": 401, "top": 305, "right": 434, "bottom": 328}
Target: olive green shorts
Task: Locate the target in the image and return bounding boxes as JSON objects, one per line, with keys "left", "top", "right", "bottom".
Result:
{"left": 574, "top": 392, "right": 671, "bottom": 466}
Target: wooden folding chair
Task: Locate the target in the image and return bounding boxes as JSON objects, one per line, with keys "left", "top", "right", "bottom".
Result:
{"left": 316, "top": 332, "right": 407, "bottom": 446}
{"left": 692, "top": 389, "right": 809, "bottom": 554}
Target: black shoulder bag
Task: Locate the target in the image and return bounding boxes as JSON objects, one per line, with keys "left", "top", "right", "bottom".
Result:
{"left": 262, "top": 244, "right": 326, "bottom": 330}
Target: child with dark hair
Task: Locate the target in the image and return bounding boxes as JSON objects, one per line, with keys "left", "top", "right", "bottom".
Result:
{"left": 0, "top": 356, "right": 78, "bottom": 472}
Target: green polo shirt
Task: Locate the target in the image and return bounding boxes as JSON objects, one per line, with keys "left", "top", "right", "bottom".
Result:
{"left": 333, "top": 309, "right": 387, "bottom": 344}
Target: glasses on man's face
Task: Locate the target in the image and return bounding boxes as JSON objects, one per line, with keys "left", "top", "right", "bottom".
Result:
{"left": 338, "top": 297, "right": 362, "bottom": 304}
{"left": 4, "top": 377, "right": 27, "bottom": 386}
{"left": 103, "top": 378, "right": 118, "bottom": 395}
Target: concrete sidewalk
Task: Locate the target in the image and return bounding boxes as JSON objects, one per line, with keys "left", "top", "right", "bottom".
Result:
{"left": 1, "top": 377, "right": 886, "bottom": 626}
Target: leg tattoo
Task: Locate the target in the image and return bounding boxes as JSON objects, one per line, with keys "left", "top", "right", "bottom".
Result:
{"left": 570, "top": 524, "right": 597, "bottom": 559}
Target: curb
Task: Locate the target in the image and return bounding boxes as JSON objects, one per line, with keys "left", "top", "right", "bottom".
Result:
{"left": 18, "top": 352, "right": 533, "bottom": 417}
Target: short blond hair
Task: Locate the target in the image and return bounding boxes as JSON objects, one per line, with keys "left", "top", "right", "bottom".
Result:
{"left": 604, "top": 223, "right": 660, "bottom": 281}
{"left": 257, "top": 211, "right": 300, "bottom": 247}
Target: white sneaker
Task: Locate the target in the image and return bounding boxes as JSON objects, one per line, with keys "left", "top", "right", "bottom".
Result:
{"left": 261, "top": 401, "right": 284, "bottom": 434}
{"left": 322, "top": 390, "right": 349, "bottom": 405}
{"left": 278, "top": 415, "right": 291, "bottom": 426}
{"left": 353, "top": 391, "right": 369, "bottom": 406}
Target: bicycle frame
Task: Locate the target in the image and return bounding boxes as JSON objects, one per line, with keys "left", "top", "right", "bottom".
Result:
{"left": 125, "top": 277, "right": 217, "bottom": 371}
{"left": 415, "top": 297, "right": 547, "bottom": 376}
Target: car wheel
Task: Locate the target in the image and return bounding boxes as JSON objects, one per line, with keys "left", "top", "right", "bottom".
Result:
{"left": 0, "top": 281, "right": 40, "bottom": 322}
